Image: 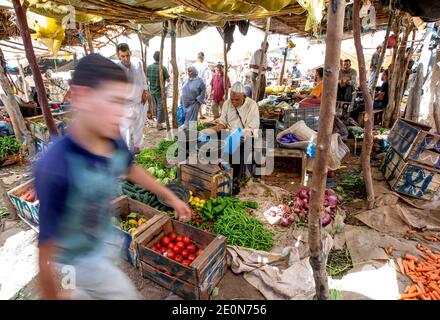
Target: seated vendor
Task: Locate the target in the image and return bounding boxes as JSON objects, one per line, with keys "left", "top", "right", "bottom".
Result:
{"left": 373, "top": 69, "right": 389, "bottom": 110}
{"left": 201, "top": 81, "right": 260, "bottom": 195}
{"left": 294, "top": 67, "right": 323, "bottom": 108}
{"left": 338, "top": 59, "right": 357, "bottom": 102}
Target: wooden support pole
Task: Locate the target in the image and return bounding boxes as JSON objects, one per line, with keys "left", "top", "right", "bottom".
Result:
{"left": 17, "top": 60, "right": 29, "bottom": 101}
{"left": 353, "top": 0, "right": 375, "bottom": 210}
{"left": 308, "top": 0, "right": 345, "bottom": 300}
{"left": 0, "top": 49, "right": 35, "bottom": 155}
{"left": 85, "top": 25, "right": 94, "bottom": 54}
{"left": 159, "top": 22, "right": 170, "bottom": 131}
{"left": 370, "top": 13, "right": 392, "bottom": 95}
{"left": 12, "top": 0, "right": 58, "bottom": 136}
{"left": 278, "top": 47, "right": 287, "bottom": 86}
{"left": 223, "top": 40, "right": 229, "bottom": 101}
{"left": 253, "top": 17, "right": 271, "bottom": 102}
{"left": 170, "top": 20, "right": 179, "bottom": 129}
{"left": 405, "top": 63, "right": 423, "bottom": 122}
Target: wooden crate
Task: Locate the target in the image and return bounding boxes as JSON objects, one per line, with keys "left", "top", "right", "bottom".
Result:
{"left": 178, "top": 164, "right": 232, "bottom": 199}
{"left": 7, "top": 179, "right": 39, "bottom": 232}
{"left": 136, "top": 215, "right": 227, "bottom": 300}
{"left": 387, "top": 118, "right": 440, "bottom": 171}
{"left": 111, "top": 196, "right": 166, "bottom": 267}
{"left": 26, "top": 115, "right": 65, "bottom": 143}
{"left": 380, "top": 147, "right": 440, "bottom": 200}
{"left": 0, "top": 153, "right": 22, "bottom": 168}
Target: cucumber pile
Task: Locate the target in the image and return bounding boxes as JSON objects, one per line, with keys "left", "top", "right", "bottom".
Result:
{"left": 121, "top": 180, "right": 171, "bottom": 212}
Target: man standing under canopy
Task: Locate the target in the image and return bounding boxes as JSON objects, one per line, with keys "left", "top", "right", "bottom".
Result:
{"left": 368, "top": 44, "right": 383, "bottom": 88}
{"left": 194, "top": 52, "right": 212, "bottom": 120}
{"left": 181, "top": 66, "right": 206, "bottom": 128}
{"left": 116, "top": 43, "right": 150, "bottom": 154}
{"left": 249, "top": 41, "right": 272, "bottom": 102}
{"left": 210, "top": 62, "right": 231, "bottom": 121}
{"left": 147, "top": 51, "right": 170, "bottom": 131}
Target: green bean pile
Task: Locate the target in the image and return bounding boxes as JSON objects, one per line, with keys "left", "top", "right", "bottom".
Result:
{"left": 213, "top": 205, "right": 273, "bottom": 251}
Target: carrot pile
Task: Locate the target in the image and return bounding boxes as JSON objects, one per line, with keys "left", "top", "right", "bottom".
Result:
{"left": 397, "top": 243, "right": 440, "bottom": 300}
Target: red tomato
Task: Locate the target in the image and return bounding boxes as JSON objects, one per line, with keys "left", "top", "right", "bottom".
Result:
{"left": 186, "top": 244, "right": 197, "bottom": 254}
{"left": 161, "top": 236, "right": 170, "bottom": 246}
{"left": 173, "top": 245, "right": 182, "bottom": 254}
{"left": 182, "top": 260, "right": 190, "bottom": 267}
{"left": 155, "top": 242, "right": 162, "bottom": 249}
{"left": 196, "top": 248, "right": 204, "bottom": 256}
{"left": 168, "top": 232, "right": 177, "bottom": 242}
{"left": 183, "top": 236, "right": 191, "bottom": 246}
{"left": 167, "top": 243, "right": 175, "bottom": 250}
{"left": 175, "top": 255, "right": 183, "bottom": 263}
{"left": 188, "top": 254, "right": 196, "bottom": 262}
{"left": 181, "top": 250, "right": 189, "bottom": 259}
{"left": 160, "top": 247, "right": 167, "bottom": 254}
{"left": 176, "top": 235, "right": 183, "bottom": 242}
{"left": 167, "top": 250, "right": 175, "bottom": 260}
{"left": 176, "top": 242, "right": 185, "bottom": 250}
{"left": 165, "top": 271, "right": 172, "bottom": 275}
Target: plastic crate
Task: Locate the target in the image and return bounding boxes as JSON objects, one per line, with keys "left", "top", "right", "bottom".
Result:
{"left": 283, "top": 106, "right": 320, "bottom": 131}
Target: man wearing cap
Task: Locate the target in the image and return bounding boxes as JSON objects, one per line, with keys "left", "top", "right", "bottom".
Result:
{"left": 210, "top": 62, "right": 231, "bottom": 120}
{"left": 368, "top": 44, "right": 383, "bottom": 88}
{"left": 249, "top": 42, "right": 272, "bottom": 101}
{"left": 194, "top": 52, "right": 212, "bottom": 119}
{"left": 201, "top": 82, "right": 260, "bottom": 195}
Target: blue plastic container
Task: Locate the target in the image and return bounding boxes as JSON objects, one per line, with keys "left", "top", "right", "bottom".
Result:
{"left": 224, "top": 128, "right": 243, "bottom": 154}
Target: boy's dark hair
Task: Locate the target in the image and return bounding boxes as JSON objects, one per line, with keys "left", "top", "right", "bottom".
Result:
{"left": 116, "top": 43, "right": 130, "bottom": 53}
{"left": 344, "top": 59, "right": 351, "bottom": 63}
{"left": 383, "top": 69, "right": 389, "bottom": 77}
{"left": 153, "top": 51, "right": 160, "bottom": 62}
{"left": 316, "top": 67, "right": 324, "bottom": 78}
{"left": 71, "top": 54, "right": 127, "bottom": 88}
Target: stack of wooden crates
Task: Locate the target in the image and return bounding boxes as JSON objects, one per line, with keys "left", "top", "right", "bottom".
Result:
{"left": 381, "top": 118, "right": 440, "bottom": 200}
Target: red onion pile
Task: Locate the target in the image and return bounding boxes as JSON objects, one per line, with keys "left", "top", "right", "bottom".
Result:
{"left": 282, "top": 188, "right": 347, "bottom": 227}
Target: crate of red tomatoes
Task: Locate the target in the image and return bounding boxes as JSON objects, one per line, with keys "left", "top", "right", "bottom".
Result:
{"left": 135, "top": 215, "right": 227, "bottom": 300}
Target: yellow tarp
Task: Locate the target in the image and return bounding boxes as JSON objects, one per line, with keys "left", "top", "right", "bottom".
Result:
{"left": 26, "top": 0, "right": 323, "bottom": 33}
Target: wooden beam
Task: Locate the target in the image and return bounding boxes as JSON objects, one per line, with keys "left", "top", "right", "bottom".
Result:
{"left": 17, "top": 59, "right": 29, "bottom": 101}
{"left": 159, "top": 22, "right": 170, "bottom": 131}
{"left": 223, "top": 40, "right": 229, "bottom": 101}
{"left": 253, "top": 17, "right": 271, "bottom": 102}
{"left": 170, "top": 20, "right": 179, "bottom": 129}
{"left": 12, "top": 0, "right": 57, "bottom": 136}
{"left": 308, "top": 0, "right": 346, "bottom": 301}
{"left": 353, "top": 0, "right": 375, "bottom": 209}
{"left": 278, "top": 46, "right": 287, "bottom": 86}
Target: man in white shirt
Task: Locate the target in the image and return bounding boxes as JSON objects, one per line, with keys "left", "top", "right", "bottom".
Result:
{"left": 201, "top": 82, "right": 260, "bottom": 194}
{"left": 194, "top": 52, "right": 212, "bottom": 119}
{"left": 116, "top": 43, "right": 150, "bottom": 154}
{"left": 249, "top": 42, "right": 272, "bottom": 102}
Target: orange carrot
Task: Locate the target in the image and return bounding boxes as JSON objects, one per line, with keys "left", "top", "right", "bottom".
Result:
{"left": 429, "top": 292, "right": 437, "bottom": 300}
{"left": 417, "top": 281, "right": 426, "bottom": 293}
{"left": 432, "top": 291, "right": 440, "bottom": 300}
{"left": 404, "top": 285, "right": 411, "bottom": 294}
{"left": 407, "top": 230, "right": 417, "bottom": 234}
{"left": 405, "top": 254, "right": 418, "bottom": 262}
{"left": 400, "top": 292, "right": 423, "bottom": 299}
{"left": 420, "top": 294, "right": 431, "bottom": 300}
{"left": 408, "top": 284, "right": 418, "bottom": 294}
{"left": 397, "top": 258, "right": 405, "bottom": 275}
{"left": 403, "top": 260, "right": 410, "bottom": 275}
{"left": 424, "top": 236, "right": 438, "bottom": 242}
{"left": 428, "top": 283, "right": 440, "bottom": 292}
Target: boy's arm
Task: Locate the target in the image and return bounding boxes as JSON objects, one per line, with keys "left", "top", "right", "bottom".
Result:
{"left": 126, "top": 164, "right": 191, "bottom": 221}
{"left": 39, "top": 241, "right": 60, "bottom": 299}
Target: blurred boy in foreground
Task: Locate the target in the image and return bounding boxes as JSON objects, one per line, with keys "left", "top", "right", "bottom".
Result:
{"left": 35, "top": 54, "right": 191, "bottom": 300}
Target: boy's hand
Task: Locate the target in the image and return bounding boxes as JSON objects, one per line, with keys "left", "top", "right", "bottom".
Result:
{"left": 171, "top": 198, "right": 191, "bottom": 222}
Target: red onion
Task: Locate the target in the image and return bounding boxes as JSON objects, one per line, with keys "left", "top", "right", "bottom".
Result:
{"left": 322, "top": 213, "right": 332, "bottom": 226}
{"left": 287, "top": 215, "right": 296, "bottom": 224}
{"left": 325, "top": 189, "right": 335, "bottom": 196}
{"left": 298, "top": 189, "right": 308, "bottom": 199}
{"left": 294, "top": 208, "right": 301, "bottom": 214}
{"left": 293, "top": 197, "right": 303, "bottom": 208}
{"left": 302, "top": 199, "right": 309, "bottom": 209}
{"left": 280, "top": 217, "right": 290, "bottom": 227}
{"left": 326, "top": 194, "right": 338, "bottom": 207}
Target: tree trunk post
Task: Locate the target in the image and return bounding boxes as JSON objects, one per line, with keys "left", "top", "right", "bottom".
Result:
{"left": 308, "top": 0, "right": 346, "bottom": 300}
{"left": 170, "top": 20, "right": 179, "bottom": 129}
{"left": 369, "top": 13, "right": 392, "bottom": 95}
{"left": 159, "top": 22, "right": 170, "bottom": 131}
{"left": 85, "top": 25, "right": 94, "bottom": 54}
{"left": 253, "top": 17, "right": 271, "bottom": 102}
{"left": 12, "top": 0, "right": 58, "bottom": 136}
{"left": 223, "top": 40, "right": 229, "bottom": 101}
{"left": 0, "top": 49, "right": 35, "bottom": 155}
{"left": 406, "top": 63, "right": 423, "bottom": 122}
{"left": 278, "top": 46, "right": 288, "bottom": 86}
{"left": 353, "top": 0, "right": 375, "bottom": 209}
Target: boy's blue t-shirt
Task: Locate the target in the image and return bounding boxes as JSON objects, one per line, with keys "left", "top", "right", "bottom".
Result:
{"left": 34, "top": 135, "right": 133, "bottom": 264}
